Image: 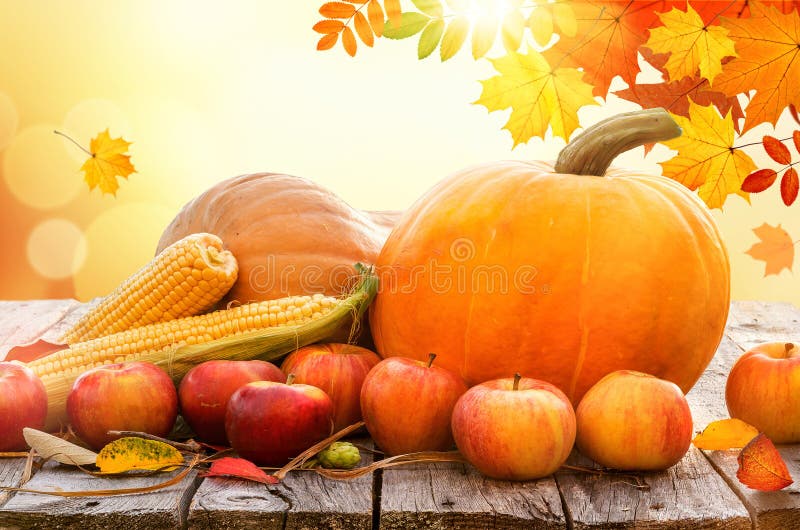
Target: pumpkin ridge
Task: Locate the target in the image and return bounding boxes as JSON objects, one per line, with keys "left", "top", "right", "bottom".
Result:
{"left": 568, "top": 187, "right": 593, "bottom": 402}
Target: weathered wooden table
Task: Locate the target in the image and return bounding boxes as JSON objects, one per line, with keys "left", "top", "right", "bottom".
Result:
{"left": 0, "top": 300, "right": 798, "bottom": 529}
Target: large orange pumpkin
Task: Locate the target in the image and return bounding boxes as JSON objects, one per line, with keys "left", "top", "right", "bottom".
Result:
{"left": 158, "top": 173, "right": 399, "bottom": 304}
{"left": 370, "top": 109, "right": 730, "bottom": 404}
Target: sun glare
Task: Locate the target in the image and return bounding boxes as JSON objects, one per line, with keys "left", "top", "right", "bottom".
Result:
{"left": 465, "top": 0, "right": 514, "bottom": 24}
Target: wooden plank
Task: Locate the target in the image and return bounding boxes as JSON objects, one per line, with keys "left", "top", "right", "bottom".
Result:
{"left": 555, "top": 448, "right": 750, "bottom": 529}
{"left": 0, "top": 300, "right": 83, "bottom": 359}
{"left": 379, "top": 461, "right": 566, "bottom": 529}
{"left": 0, "top": 459, "right": 29, "bottom": 508}
{"left": 188, "top": 438, "right": 375, "bottom": 529}
{"left": 0, "top": 459, "right": 200, "bottom": 529}
{"left": 688, "top": 301, "right": 800, "bottom": 530}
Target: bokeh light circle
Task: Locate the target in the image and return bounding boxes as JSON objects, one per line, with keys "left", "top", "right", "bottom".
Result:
{"left": 3, "top": 125, "right": 83, "bottom": 209}
{"left": 62, "top": 99, "right": 132, "bottom": 163}
{"left": 0, "top": 92, "right": 18, "bottom": 151}
{"left": 73, "top": 202, "right": 174, "bottom": 301}
{"left": 26, "top": 218, "right": 87, "bottom": 280}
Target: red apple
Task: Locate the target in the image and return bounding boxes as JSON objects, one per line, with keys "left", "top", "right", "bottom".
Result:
{"left": 179, "top": 360, "right": 284, "bottom": 445}
{"left": 225, "top": 376, "right": 334, "bottom": 466}
{"left": 451, "top": 374, "right": 575, "bottom": 480}
{"left": 0, "top": 362, "right": 47, "bottom": 451}
{"left": 67, "top": 361, "right": 178, "bottom": 450}
{"left": 281, "top": 343, "right": 380, "bottom": 432}
{"left": 726, "top": 341, "right": 800, "bottom": 443}
{"left": 360, "top": 354, "right": 468, "bottom": 456}
{"left": 576, "top": 370, "right": 692, "bottom": 471}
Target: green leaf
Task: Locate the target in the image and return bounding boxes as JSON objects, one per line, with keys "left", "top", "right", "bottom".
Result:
{"left": 383, "top": 12, "right": 431, "bottom": 39}
{"left": 440, "top": 16, "right": 469, "bottom": 61}
{"left": 418, "top": 19, "right": 445, "bottom": 59}
{"left": 412, "top": 0, "right": 443, "bottom": 17}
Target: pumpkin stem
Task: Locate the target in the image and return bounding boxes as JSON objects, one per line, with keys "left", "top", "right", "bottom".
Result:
{"left": 554, "top": 108, "right": 682, "bottom": 176}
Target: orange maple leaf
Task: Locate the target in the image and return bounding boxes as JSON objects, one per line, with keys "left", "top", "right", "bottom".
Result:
{"left": 745, "top": 223, "right": 795, "bottom": 276}
{"left": 737, "top": 433, "right": 794, "bottom": 491}
{"left": 714, "top": 2, "right": 800, "bottom": 133}
{"left": 79, "top": 129, "right": 136, "bottom": 196}
{"left": 544, "top": 1, "right": 679, "bottom": 97}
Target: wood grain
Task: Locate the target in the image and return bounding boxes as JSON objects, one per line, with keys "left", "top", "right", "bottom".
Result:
{"left": 691, "top": 302, "right": 800, "bottom": 530}
{"left": 379, "top": 461, "right": 566, "bottom": 529}
{"left": 0, "top": 459, "right": 200, "bottom": 529}
{"left": 0, "top": 459, "right": 29, "bottom": 508}
{"left": 0, "top": 300, "right": 83, "bottom": 359}
{"left": 188, "top": 438, "right": 375, "bottom": 530}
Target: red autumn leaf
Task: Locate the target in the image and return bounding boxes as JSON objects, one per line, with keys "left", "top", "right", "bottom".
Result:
{"left": 793, "top": 130, "right": 800, "bottom": 154}
{"left": 741, "top": 168, "right": 778, "bottom": 193}
{"left": 737, "top": 433, "right": 793, "bottom": 491}
{"left": 317, "top": 33, "right": 339, "bottom": 51}
{"left": 5, "top": 339, "right": 67, "bottom": 363}
{"left": 202, "top": 457, "right": 279, "bottom": 485}
{"left": 692, "top": 1, "right": 800, "bottom": 23}
{"left": 781, "top": 167, "right": 799, "bottom": 206}
{"left": 745, "top": 223, "right": 795, "bottom": 276}
{"left": 544, "top": 1, "right": 680, "bottom": 97}
{"left": 791, "top": 104, "right": 800, "bottom": 126}
{"left": 763, "top": 136, "right": 792, "bottom": 165}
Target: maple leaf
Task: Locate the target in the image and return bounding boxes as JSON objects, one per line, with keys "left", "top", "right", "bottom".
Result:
{"left": 737, "top": 433, "right": 794, "bottom": 491}
{"left": 745, "top": 223, "right": 795, "bottom": 276}
{"left": 714, "top": 2, "right": 800, "bottom": 133}
{"left": 660, "top": 100, "right": 756, "bottom": 209}
{"left": 644, "top": 4, "right": 737, "bottom": 84}
{"left": 202, "top": 457, "right": 279, "bottom": 485}
{"left": 474, "top": 49, "right": 598, "bottom": 145}
{"left": 80, "top": 129, "right": 136, "bottom": 196}
{"left": 544, "top": 1, "right": 679, "bottom": 98}
{"left": 692, "top": 418, "right": 759, "bottom": 450}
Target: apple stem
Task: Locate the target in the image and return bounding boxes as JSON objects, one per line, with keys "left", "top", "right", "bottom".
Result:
{"left": 427, "top": 353, "right": 436, "bottom": 368}
{"left": 786, "top": 343, "right": 796, "bottom": 357}
{"left": 513, "top": 373, "right": 521, "bottom": 391}
{"left": 286, "top": 373, "right": 296, "bottom": 385}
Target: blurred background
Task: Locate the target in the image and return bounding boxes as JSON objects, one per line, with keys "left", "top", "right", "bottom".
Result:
{"left": 0, "top": 1, "right": 796, "bottom": 303}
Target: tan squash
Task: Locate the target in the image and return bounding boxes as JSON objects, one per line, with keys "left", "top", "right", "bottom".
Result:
{"left": 158, "top": 173, "right": 399, "bottom": 304}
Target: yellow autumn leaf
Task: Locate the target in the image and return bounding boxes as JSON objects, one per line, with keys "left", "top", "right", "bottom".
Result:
{"left": 692, "top": 418, "right": 759, "bottom": 450}
{"left": 96, "top": 437, "right": 184, "bottom": 473}
{"left": 660, "top": 100, "right": 755, "bottom": 209}
{"left": 474, "top": 49, "right": 598, "bottom": 145}
{"left": 80, "top": 129, "right": 136, "bottom": 196}
{"left": 645, "top": 5, "right": 737, "bottom": 85}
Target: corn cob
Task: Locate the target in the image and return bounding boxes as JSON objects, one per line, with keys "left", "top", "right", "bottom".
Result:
{"left": 30, "top": 264, "right": 377, "bottom": 431}
{"left": 60, "top": 233, "right": 238, "bottom": 344}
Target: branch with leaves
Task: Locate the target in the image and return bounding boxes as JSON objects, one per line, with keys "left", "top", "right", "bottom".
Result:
{"left": 313, "top": 0, "right": 800, "bottom": 273}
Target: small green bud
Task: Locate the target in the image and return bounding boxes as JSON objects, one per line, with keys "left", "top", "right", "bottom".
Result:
{"left": 317, "top": 442, "right": 361, "bottom": 469}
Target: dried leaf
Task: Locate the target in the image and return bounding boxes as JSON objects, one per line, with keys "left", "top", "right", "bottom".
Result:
{"left": 501, "top": 9, "right": 525, "bottom": 52}
{"left": 660, "top": 101, "right": 756, "bottom": 209}
{"left": 317, "top": 33, "right": 339, "bottom": 51}
{"left": 745, "top": 223, "right": 795, "bottom": 276}
{"left": 742, "top": 168, "right": 779, "bottom": 193}
{"left": 342, "top": 26, "right": 357, "bottom": 56}
{"left": 80, "top": 129, "right": 136, "bottom": 196}
{"left": 645, "top": 5, "right": 737, "bottom": 84}
{"left": 737, "top": 433, "right": 793, "bottom": 491}
{"left": 5, "top": 339, "right": 66, "bottom": 363}
{"left": 22, "top": 428, "right": 98, "bottom": 466}
{"left": 474, "top": 50, "right": 598, "bottom": 145}
{"left": 763, "top": 135, "right": 792, "bottom": 165}
{"left": 354, "top": 11, "right": 374, "bottom": 47}
{"left": 411, "top": 0, "right": 442, "bottom": 17}
{"left": 313, "top": 19, "right": 345, "bottom": 34}
{"left": 440, "top": 16, "right": 469, "bottom": 61}
{"left": 96, "top": 437, "right": 184, "bottom": 474}
{"left": 418, "top": 19, "right": 444, "bottom": 59}
{"left": 527, "top": 7, "right": 554, "bottom": 47}
{"left": 471, "top": 13, "right": 498, "bottom": 59}
{"left": 385, "top": 0, "right": 402, "bottom": 28}
{"left": 383, "top": 12, "right": 430, "bottom": 39}
{"left": 715, "top": 2, "right": 800, "bottom": 133}
{"left": 367, "top": 0, "right": 384, "bottom": 37}
{"left": 319, "top": 2, "right": 356, "bottom": 18}
{"left": 202, "top": 457, "right": 279, "bottom": 485}
{"left": 692, "top": 419, "right": 759, "bottom": 450}
{"left": 781, "top": 167, "right": 799, "bottom": 205}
